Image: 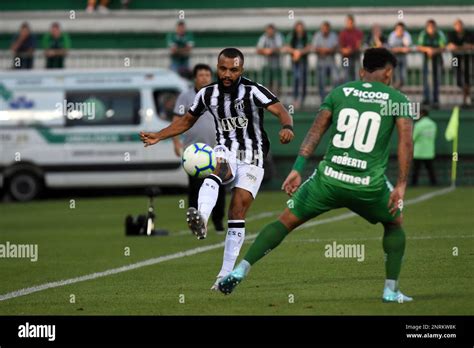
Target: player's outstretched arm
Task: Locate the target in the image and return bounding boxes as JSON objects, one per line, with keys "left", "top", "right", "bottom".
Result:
{"left": 298, "top": 109, "right": 332, "bottom": 157}
{"left": 266, "top": 102, "right": 294, "bottom": 144}
{"left": 139, "top": 113, "right": 198, "bottom": 147}
{"left": 282, "top": 109, "right": 332, "bottom": 196}
{"left": 388, "top": 117, "right": 413, "bottom": 215}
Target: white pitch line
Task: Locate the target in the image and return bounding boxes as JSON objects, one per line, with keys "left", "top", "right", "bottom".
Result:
{"left": 0, "top": 186, "right": 456, "bottom": 302}
{"left": 286, "top": 235, "right": 474, "bottom": 243}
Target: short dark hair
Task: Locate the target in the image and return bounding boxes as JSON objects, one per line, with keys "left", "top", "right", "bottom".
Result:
{"left": 427, "top": 19, "right": 436, "bottom": 26}
{"left": 395, "top": 21, "right": 405, "bottom": 29}
{"left": 363, "top": 47, "right": 397, "bottom": 72}
{"left": 177, "top": 20, "right": 185, "bottom": 26}
{"left": 193, "top": 63, "right": 212, "bottom": 77}
{"left": 218, "top": 48, "right": 244, "bottom": 65}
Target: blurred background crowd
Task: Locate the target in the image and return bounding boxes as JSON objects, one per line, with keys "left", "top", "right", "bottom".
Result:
{"left": 3, "top": 3, "right": 473, "bottom": 110}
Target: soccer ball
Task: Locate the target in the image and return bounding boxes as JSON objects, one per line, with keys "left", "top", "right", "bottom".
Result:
{"left": 181, "top": 143, "right": 216, "bottom": 178}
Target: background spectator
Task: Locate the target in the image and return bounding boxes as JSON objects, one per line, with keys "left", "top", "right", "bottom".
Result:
{"left": 412, "top": 109, "right": 438, "bottom": 186}
{"left": 172, "top": 64, "right": 225, "bottom": 232}
{"left": 339, "top": 15, "right": 363, "bottom": 83}
{"left": 156, "top": 93, "right": 176, "bottom": 121}
{"left": 167, "top": 21, "right": 194, "bottom": 79}
{"left": 417, "top": 19, "right": 447, "bottom": 108}
{"left": 312, "top": 21, "right": 338, "bottom": 101}
{"left": 447, "top": 19, "right": 474, "bottom": 107}
{"left": 42, "top": 22, "right": 71, "bottom": 69}
{"left": 388, "top": 22, "right": 412, "bottom": 89}
{"left": 285, "top": 21, "right": 311, "bottom": 109}
{"left": 257, "top": 24, "right": 284, "bottom": 96}
{"left": 86, "top": 0, "right": 131, "bottom": 12}
{"left": 86, "top": 0, "right": 110, "bottom": 13}
{"left": 10, "top": 22, "right": 36, "bottom": 69}
{"left": 365, "top": 24, "right": 386, "bottom": 48}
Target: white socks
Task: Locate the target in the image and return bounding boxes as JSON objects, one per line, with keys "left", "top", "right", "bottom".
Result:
{"left": 197, "top": 174, "right": 222, "bottom": 223}
{"left": 197, "top": 175, "right": 246, "bottom": 279}
{"left": 218, "top": 220, "right": 245, "bottom": 277}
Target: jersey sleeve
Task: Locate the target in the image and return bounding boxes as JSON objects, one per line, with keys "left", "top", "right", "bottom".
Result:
{"left": 395, "top": 93, "right": 415, "bottom": 119}
{"left": 63, "top": 33, "right": 72, "bottom": 49}
{"left": 187, "top": 33, "right": 195, "bottom": 47}
{"left": 412, "top": 122, "right": 420, "bottom": 141}
{"left": 166, "top": 33, "right": 175, "bottom": 48}
{"left": 319, "top": 89, "right": 335, "bottom": 113}
{"left": 187, "top": 88, "right": 207, "bottom": 117}
{"left": 173, "top": 91, "right": 188, "bottom": 116}
{"left": 417, "top": 31, "right": 426, "bottom": 46}
{"left": 252, "top": 84, "right": 279, "bottom": 108}
{"left": 438, "top": 30, "right": 447, "bottom": 48}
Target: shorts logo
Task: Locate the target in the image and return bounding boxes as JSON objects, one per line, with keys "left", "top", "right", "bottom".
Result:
{"left": 218, "top": 116, "right": 248, "bottom": 132}
{"left": 246, "top": 173, "right": 257, "bottom": 182}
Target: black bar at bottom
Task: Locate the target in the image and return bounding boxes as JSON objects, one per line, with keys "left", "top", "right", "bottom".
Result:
{"left": 0, "top": 315, "right": 472, "bottom": 346}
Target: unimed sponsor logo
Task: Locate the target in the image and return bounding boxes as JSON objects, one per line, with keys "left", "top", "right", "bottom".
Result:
{"left": 18, "top": 322, "right": 56, "bottom": 341}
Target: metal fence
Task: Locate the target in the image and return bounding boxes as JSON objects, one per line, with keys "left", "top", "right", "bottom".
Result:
{"left": 1, "top": 48, "right": 472, "bottom": 106}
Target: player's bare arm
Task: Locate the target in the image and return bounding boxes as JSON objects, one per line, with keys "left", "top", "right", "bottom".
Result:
{"left": 282, "top": 109, "right": 332, "bottom": 196}
{"left": 171, "top": 115, "right": 184, "bottom": 156}
{"left": 140, "top": 112, "right": 198, "bottom": 147}
{"left": 266, "top": 102, "right": 294, "bottom": 144}
{"left": 388, "top": 117, "right": 413, "bottom": 215}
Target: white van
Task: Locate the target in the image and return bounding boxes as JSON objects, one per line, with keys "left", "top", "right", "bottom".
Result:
{"left": 0, "top": 68, "right": 189, "bottom": 201}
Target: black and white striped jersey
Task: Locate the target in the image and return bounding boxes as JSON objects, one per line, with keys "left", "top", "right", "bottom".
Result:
{"left": 188, "top": 77, "right": 279, "bottom": 168}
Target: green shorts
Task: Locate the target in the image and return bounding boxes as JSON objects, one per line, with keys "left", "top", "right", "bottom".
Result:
{"left": 288, "top": 170, "right": 400, "bottom": 224}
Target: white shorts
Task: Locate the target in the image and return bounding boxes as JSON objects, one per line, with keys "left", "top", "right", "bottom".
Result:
{"left": 213, "top": 145, "right": 264, "bottom": 199}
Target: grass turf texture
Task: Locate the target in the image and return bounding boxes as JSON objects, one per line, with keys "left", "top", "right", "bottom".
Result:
{"left": 0, "top": 187, "right": 472, "bottom": 315}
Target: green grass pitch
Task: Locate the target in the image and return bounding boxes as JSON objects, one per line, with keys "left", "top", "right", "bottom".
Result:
{"left": 0, "top": 187, "right": 473, "bottom": 315}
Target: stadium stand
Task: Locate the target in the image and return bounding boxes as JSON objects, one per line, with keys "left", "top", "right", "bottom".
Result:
{"left": 0, "top": 2, "right": 473, "bottom": 186}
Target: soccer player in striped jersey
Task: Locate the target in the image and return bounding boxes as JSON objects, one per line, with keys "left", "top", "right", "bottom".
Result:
{"left": 140, "top": 48, "right": 294, "bottom": 289}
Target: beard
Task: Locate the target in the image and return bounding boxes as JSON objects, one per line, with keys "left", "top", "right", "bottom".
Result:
{"left": 218, "top": 76, "right": 241, "bottom": 93}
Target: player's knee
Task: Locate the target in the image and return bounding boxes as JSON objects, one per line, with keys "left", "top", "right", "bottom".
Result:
{"left": 278, "top": 209, "right": 303, "bottom": 232}
{"left": 213, "top": 161, "right": 232, "bottom": 182}
{"left": 384, "top": 214, "right": 403, "bottom": 229}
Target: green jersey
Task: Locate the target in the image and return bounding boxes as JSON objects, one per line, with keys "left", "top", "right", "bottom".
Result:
{"left": 318, "top": 80, "right": 413, "bottom": 191}
{"left": 413, "top": 117, "right": 437, "bottom": 159}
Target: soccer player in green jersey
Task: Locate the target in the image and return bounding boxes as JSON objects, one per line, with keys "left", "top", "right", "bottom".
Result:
{"left": 218, "top": 48, "right": 414, "bottom": 303}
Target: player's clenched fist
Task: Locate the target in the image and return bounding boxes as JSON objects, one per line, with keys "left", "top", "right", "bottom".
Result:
{"left": 279, "top": 129, "right": 294, "bottom": 144}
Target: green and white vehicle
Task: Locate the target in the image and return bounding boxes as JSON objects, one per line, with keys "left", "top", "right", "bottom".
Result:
{"left": 0, "top": 68, "right": 189, "bottom": 201}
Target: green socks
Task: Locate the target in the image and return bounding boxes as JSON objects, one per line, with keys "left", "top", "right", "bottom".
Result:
{"left": 382, "top": 224, "right": 406, "bottom": 281}
{"left": 244, "top": 220, "right": 289, "bottom": 265}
